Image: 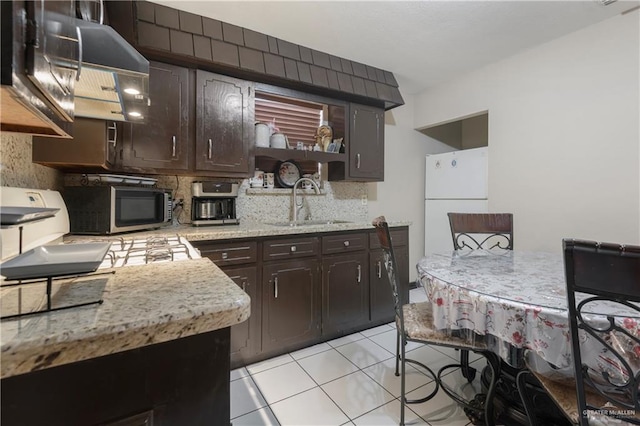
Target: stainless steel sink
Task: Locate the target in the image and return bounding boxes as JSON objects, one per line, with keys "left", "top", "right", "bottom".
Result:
{"left": 268, "top": 220, "right": 353, "bottom": 227}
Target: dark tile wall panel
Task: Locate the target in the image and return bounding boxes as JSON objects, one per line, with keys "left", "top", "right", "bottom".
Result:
{"left": 170, "top": 30, "right": 194, "bottom": 56}
{"left": 329, "top": 56, "right": 342, "bottom": 72}
{"left": 364, "top": 80, "right": 378, "bottom": 98}
{"left": 129, "top": 1, "right": 403, "bottom": 109}
{"left": 202, "top": 17, "right": 223, "bottom": 40}
{"left": 375, "top": 82, "right": 392, "bottom": 101}
{"left": 268, "top": 36, "right": 279, "bottom": 54}
{"left": 327, "top": 70, "right": 340, "bottom": 91}
{"left": 351, "top": 77, "right": 366, "bottom": 96}
{"left": 284, "top": 59, "right": 299, "bottom": 80}
{"left": 340, "top": 59, "right": 353, "bottom": 75}
{"left": 179, "top": 11, "right": 202, "bottom": 34}
{"left": 194, "top": 35, "right": 213, "bottom": 61}
{"left": 222, "top": 23, "right": 244, "bottom": 45}
{"left": 384, "top": 71, "right": 398, "bottom": 87}
{"left": 277, "top": 40, "right": 300, "bottom": 61}
{"left": 299, "top": 46, "right": 313, "bottom": 64}
{"left": 311, "top": 50, "right": 331, "bottom": 69}
{"left": 297, "top": 62, "right": 312, "bottom": 84}
{"left": 264, "top": 53, "right": 286, "bottom": 78}
{"left": 244, "top": 30, "right": 269, "bottom": 52}
{"left": 239, "top": 47, "right": 265, "bottom": 73}
{"left": 138, "top": 21, "right": 170, "bottom": 51}
{"left": 366, "top": 65, "right": 377, "bottom": 81}
{"left": 310, "top": 65, "right": 328, "bottom": 87}
{"left": 211, "top": 40, "right": 239, "bottom": 67}
{"left": 337, "top": 73, "right": 354, "bottom": 94}
{"left": 137, "top": 2, "right": 155, "bottom": 22}
{"left": 352, "top": 62, "right": 368, "bottom": 78}
{"left": 155, "top": 4, "right": 179, "bottom": 29}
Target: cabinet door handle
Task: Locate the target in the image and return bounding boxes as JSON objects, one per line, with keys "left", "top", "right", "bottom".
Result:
{"left": 357, "top": 265, "right": 362, "bottom": 283}
{"left": 221, "top": 252, "right": 228, "bottom": 260}
{"left": 343, "top": 241, "right": 350, "bottom": 247}
{"left": 171, "top": 136, "right": 177, "bottom": 157}
{"left": 75, "top": 26, "right": 83, "bottom": 81}
{"left": 377, "top": 261, "right": 382, "bottom": 279}
{"left": 208, "top": 139, "right": 212, "bottom": 159}
{"left": 98, "top": 0, "right": 105, "bottom": 24}
{"left": 356, "top": 153, "right": 361, "bottom": 169}
{"left": 241, "top": 280, "right": 247, "bottom": 292}
{"left": 274, "top": 276, "right": 279, "bottom": 299}
{"left": 107, "top": 122, "right": 117, "bottom": 147}
{"left": 290, "top": 245, "right": 297, "bottom": 253}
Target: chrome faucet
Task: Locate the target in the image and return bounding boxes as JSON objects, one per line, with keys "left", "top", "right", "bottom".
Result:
{"left": 291, "top": 178, "right": 320, "bottom": 223}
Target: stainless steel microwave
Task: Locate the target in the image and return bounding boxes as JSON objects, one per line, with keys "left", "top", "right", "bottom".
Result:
{"left": 63, "top": 186, "right": 172, "bottom": 234}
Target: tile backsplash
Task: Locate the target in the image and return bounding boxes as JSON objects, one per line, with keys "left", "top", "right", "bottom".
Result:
{"left": 0, "top": 133, "right": 63, "bottom": 190}
{"left": 2, "top": 133, "right": 367, "bottom": 223}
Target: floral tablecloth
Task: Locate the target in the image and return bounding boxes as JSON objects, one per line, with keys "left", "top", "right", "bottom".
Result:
{"left": 417, "top": 250, "right": 640, "bottom": 379}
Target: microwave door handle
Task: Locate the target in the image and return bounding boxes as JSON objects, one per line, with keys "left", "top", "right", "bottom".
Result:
{"left": 165, "top": 193, "right": 172, "bottom": 222}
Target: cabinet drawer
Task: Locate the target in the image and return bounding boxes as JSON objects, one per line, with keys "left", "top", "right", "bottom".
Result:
{"left": 322, "top": 232, "right": 367, "bottom": 255}
{"left": 369, "top": 229, "right": 408, "bottom": 249}
{"left": 263, "top": 237, "right": 319, "bottom": 261}
{"left": 193, "top": 241, "right": 257, "bottom": 266}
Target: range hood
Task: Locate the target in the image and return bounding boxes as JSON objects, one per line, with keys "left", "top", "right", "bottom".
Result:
{"left": 74, "top": 19, "right": 149, "bottom": 122}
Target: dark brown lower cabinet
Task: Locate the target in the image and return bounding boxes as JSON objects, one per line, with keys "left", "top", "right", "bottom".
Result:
{"left": 322, "top": 253, "right": 369, "bottom": 334}
{"left": 370, "top": 245, "right": 409, "bottom": 322}
{"left": 261, "top": 259, "right": 321, "bottom": 354}
{"left": 1, "top": 329, "right": 231, "bottom": 426}
{"left": 222, "top": 265, "right": 259, "bottom": 366}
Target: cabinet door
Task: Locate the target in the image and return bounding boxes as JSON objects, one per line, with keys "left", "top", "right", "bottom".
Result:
{"left": 32, "top": 118, "right": 120, "bottom": 169}
{"left": 223, "top": 266, "right": 259, "bottom": 367}
{"left": 349, "top": 103, "right": 384, "bottom": 180}
{"left": 124, "top": 62, "right": 189, "bottom": 171}
{"left": 322, "top": 253, "right": 369, "bottom": 335}
{"left": 262, "top": 259, "right": 320, "bottom": 353}
{"left": 196, "top": 70, "right": 252, "bottom": 174}
{"left": 370, "top": 242, "right": 410, "bottom": 323}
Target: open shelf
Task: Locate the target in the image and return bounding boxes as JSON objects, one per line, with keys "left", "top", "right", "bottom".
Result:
{"left": 255, "top": 147, "right": 346, "bottom": 164}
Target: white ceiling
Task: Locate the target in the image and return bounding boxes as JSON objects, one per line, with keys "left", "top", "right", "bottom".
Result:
{"left": 150, "top": 1, "right": 638, "bottom": 95}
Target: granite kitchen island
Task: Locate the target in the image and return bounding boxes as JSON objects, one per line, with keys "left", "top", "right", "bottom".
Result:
{"left": 1, "top": 258, "right": 250, "bottom": 426}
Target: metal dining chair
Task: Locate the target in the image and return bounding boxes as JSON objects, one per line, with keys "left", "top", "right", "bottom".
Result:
{"left": 517, "top": 239, "right": 640, "bottom": 425}
{"left": 372, "top": 216, "right": 500, "bottom": 426}
{"left": 447, "top": 213, "right": 514, "bottom": 382}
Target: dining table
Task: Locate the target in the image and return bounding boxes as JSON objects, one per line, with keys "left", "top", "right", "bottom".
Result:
{"left": 416, "top": 249, "right": 640, "bottom": 425}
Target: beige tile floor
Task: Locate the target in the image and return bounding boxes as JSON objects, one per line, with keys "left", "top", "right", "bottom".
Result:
{"left": 230, "top": 288, "right": 486, "bottom": 426}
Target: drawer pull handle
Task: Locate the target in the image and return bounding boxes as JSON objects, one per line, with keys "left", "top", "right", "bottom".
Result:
{"left": 357, "top": 265, "right": 362, "bottom": 283}
{"left": 221, "top": 252, "right": 228, "bottom": 260}
{"left": 274, "top": 276, "right": 279, "bottom": 299}
{"left": 343, "top": 241, "right": 350, "bottom": 247}
{"left": 290, "top": 246, "right": 297, "bottom": 253}
{"left": 377, "top": 261, "right": 382, "bottom": 279}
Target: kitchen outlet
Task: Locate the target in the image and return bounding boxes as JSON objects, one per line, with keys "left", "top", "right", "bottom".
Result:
{"left": 361, "top": 195, "right": 368, "bottom": 206}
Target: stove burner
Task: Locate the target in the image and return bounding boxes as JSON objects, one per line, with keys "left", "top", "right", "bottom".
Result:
{"left": 105, "top": 235, "right": 195, "bottom": 267}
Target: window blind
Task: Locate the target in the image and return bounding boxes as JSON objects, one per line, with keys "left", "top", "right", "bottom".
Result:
{"left": 255, "top": 95, "right": 322, "bottom": 147}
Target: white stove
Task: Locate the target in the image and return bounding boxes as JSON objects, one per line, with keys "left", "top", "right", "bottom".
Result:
{"left": 93, "top": 234, "right": 201, "bottom": 269}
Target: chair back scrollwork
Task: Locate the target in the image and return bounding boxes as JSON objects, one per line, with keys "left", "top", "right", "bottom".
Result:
{"left": 564, "top": 238, "right": 640, "bottom": 425}
{"left": 448, "top": 213, "right": 514, "bottom": 250}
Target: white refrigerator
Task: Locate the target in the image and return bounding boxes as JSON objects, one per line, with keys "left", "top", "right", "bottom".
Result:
{"left": 425, "top": 147, "right": 489, "bottom": 255}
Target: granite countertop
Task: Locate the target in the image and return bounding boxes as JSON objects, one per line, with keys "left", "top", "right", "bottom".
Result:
{"left": 1, "top": 219, "right": 409, "bottom": 379}
{"left": 0, "top": 258, "right": 250, "bottom": 378}
{"left": 67, "top": 219, "right": 412, "bottom": 243}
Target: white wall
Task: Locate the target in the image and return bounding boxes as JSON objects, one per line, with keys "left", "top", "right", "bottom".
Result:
{"left": 368, "top": 94, "right": 452, "bottom": 281}
{"left": 414, "top": 10, "right": 640, "bottom": 251}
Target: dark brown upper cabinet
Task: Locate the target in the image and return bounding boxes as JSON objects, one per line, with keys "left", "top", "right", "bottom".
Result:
{"left": 195, "top": 70, "right": 253, "bottom": 176}
{"left": 33, "top": 118, "right": 121, "bottom": 170}
{"left": 348, "top": 103, "right": 384, "bottom": 181}
{"left": 122, "top": 61, "right": 190, "bottom": 172}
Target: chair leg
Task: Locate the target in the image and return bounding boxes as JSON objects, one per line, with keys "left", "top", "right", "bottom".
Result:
{"left": 400, "top": 334, "right": 406, "bottom": 426}
{"left": 516, "top": 370, "right": 537, "bottom": 426}
{"left": 460, "top": 349, "right": 477, "bottom": 382}
{"left": 395, "top": 329, "right": 400, "bottom": 377}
